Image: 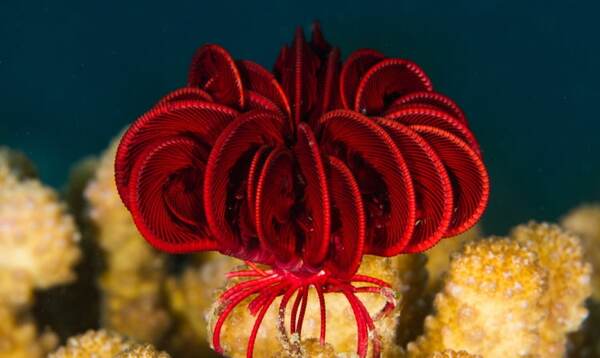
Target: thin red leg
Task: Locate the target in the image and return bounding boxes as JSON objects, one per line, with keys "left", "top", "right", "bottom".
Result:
{"left": 213, "top": 289, "right": 258, "bottom": 353}
{"left": 278, "top": 284, "right": 299, "bottom": 337}
{"left": 213, "top": 277, "right": 281, "bottom": 353}
{"left": 295, "top": 285, "right": 309, "bottom": 336}
{"left": 290, "top": 286, "right": 305, "bottom": 334}
{"left": 315, "top": 284, "right": 327, "bottom": 345}
{"left": 352, "top": 286, "right": 396, "bottom": 321}
{"left": 351, "top": 292, "right": 381, "bottom": 358}
{"left": 341, "top": 287, "right": 368, "bottom": 358}
{"left": 245, "top": 261, "right": 268, "bottom": 276}
{"left": 247, "top": 292, "right": 278, "bottom": 358}
{"left": 352, "top": 274, "right": 392, "bottom": 288}
{"left": 248, "top": 285, "right": 279, "bottom": 315}
{"left": 220, "top": 274, "right": 278, "bottom": 301}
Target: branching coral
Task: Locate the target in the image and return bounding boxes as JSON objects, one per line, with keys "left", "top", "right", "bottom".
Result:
{"left": 408, "top": 237, "right": 547, "bottom": 357}
{"left": 48, "top": 329, "right": 170, "bottom": 357}
{"left": 118, "top": 344, "right": 172, "bottom": 358}
{"left": 0, "top": 148, "right": 81, "bottom": 310}
{"left": 409, "top": 222, "right": 592, "bottom": 358}
{"left": 84, "top": 137, "right": 171, "bottom": 343}
{"left": 405, "top": 226, "right": 481, "bottom": 352}
{"left": 424, "top": 226, "right": 481, "bottom": 294}
{"left": 206, "top": 254, "right": 427, "bottom": 357}
{"left": 0, "top": 306, "right": 58, "bottom": 358}
{"left": 512, "top": 222, "right": 591, "bottom": 357}
{"left": 31, "top": 158, "right": 104, "bottom": 341}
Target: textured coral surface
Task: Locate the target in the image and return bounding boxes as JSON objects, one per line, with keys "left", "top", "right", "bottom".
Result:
{"left": 430, "top": 350, "right": 481, "bottom": 358}
{"left": 49, "top": 329, "right": 170, "bottom": 358}
{"left": 513, "top": 222, "right": 591, "bottom": 357}
{"left": 409, "top": 222, "right": 592, "bottom": 358}
{"left": 0, "top": 148, "right": 81, "bottom": 310}
{"left": 424, "top": 226, "right": 480, "bottom": 293}
{"left": 409, "top": 237, "right": 547, "bottom": 357}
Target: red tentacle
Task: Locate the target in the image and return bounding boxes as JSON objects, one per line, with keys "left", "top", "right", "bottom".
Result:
{"left": 237, "top": 60, "right": 291, "bottom": 117}
{"left": 376, "top": 118, "right": 453, "bottom": 253}
{"left": 319, "top": 109, "right": 416, "bottom": 257}
{"left": 315, "top": 284, "right": 327, "bottom": 345}
{"left": 156, "top": 87, "right": 213, "bottom": 105}
{"left": 247, "top": 292, "right": 279, "bottom": 358}
{"left": 411, "top": 125, "right": 489, "bottom": 236}
{"left": 341, "top": 287, "right": 369, "bottom": 358}
{"left": 295, "top": 286, "right": 309, "bottom": 336}
{"left": 354, "top": 58, "right": 433, "bottom": 115}
{"left": 294, "top": 122, "right": 331, "bottom": 267}
{"left": 339, "top": 49, "right": 385, "bottom": 109}
{"left": 351, "top": 275, "right": 392, "bottom": 288}
{"left": 212, "top": 276, "right": 282, "bottom": 353}
{"left": 290, "top": 286, "right": 305, "bottom": 335}
{"left": 188, "top": 44, "right": 244, "bottom": 109}
{"left": 387, "top": 91, "right": 467, "bottom": 125}
{"left": 325, "top": 156, "right": 366, "bottom": 278}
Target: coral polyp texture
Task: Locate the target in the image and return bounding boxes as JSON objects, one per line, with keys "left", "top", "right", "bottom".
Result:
{"left": 408, "top": 222, "right": 591, "bottom": 358}
{"left": 0, "top": 147, "right": 81, "bottom": 310}
{"left": 430, "top": 350, "right": 480, "bottom": 358}
{"left": 424, "top": 225, "right": 481, "bottom": 293}
{"left": 49, "top": 329, "right": 170, "bottom": 358}
{"left": 408, "top": 237, "right": 547, "bottom": 357}
{"left": 114, "top": 23, "right": 489, "bottom": 357}
{"left": 512, "top": 222, "right": 591, "bottom": 357}
{"left": 84, "top": 138, "right": 171, "bottom": 343}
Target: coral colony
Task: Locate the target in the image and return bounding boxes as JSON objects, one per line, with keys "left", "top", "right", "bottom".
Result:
{"left": 114, "top": 24, "right": 489, "bottom": 357}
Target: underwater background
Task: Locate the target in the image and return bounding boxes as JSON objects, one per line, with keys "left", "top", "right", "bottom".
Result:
{"left": 1, "top": 0, "right": 599, "bottom": 234}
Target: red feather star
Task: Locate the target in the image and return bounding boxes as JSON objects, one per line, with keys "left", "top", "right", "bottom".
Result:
{"left": 115, "top": 23, "right": 489, "bottom": 357}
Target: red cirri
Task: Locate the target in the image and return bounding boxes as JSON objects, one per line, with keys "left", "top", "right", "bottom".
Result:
{"left": 115, "top": 23, "right": 489, "bottom": 358}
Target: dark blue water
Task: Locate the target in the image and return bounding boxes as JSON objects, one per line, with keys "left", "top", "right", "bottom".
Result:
{"left": 1, "top": 0, "right": 599, "bottom": 234}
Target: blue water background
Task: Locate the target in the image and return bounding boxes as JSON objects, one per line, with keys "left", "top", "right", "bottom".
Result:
{"left": 1, "top": 0, "right": 599, "bottom": 234}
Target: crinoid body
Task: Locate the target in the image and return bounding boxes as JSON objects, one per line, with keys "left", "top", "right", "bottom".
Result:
{"left": 115, "top": 23, "right": 489, "bottom": 357}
